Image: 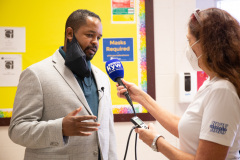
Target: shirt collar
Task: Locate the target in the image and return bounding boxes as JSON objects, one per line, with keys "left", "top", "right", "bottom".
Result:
{"left": 59, "top": 46, "right": 66, "bottom": 59}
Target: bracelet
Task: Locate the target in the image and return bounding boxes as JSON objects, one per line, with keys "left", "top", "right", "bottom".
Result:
{"left": 151, "top": 134, "right": 165, "bottom": 152}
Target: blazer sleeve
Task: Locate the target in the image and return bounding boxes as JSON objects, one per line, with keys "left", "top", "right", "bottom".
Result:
{"left": 8, "top": 67, "right": 65, "bottom": 149}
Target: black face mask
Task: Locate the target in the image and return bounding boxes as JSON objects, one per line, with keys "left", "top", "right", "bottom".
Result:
{"left": 65, "top": 34, "right": 91, "bottom": 79}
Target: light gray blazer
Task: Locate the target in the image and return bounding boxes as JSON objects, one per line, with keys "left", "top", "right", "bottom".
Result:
{"left": 8, "top": 50, "right": 118, "bottom": 160}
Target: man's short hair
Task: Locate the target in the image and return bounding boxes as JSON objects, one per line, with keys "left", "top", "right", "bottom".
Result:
{"left": 65, "top": 9, "right": 101, "bottom": 33}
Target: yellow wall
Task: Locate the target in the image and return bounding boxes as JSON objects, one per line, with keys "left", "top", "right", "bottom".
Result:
{"left": 0, "top": 0, "right": 139, "bottom": 110}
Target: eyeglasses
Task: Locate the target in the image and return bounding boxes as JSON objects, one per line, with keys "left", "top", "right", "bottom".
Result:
{"left": 191, "top": 9, "right": 202, "bottom": 26}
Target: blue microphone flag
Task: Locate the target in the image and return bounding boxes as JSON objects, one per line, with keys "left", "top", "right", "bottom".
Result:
{"left": 105, "top": 59, "right": 124, "bottom": 82}
{"left": 105, "top": 58, "right": 134, "bottom": 110}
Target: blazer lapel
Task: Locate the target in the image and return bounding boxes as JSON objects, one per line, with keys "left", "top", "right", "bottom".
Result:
{"left": 51, "top": 50, "right": 93, "bottom": 115}
{"left": 91, "top": 65, "right": 105, "bottom": 122}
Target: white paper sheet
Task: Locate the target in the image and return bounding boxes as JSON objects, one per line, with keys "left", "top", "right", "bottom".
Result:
{"left": 0, "top": 27, "right": 26, "bottom": 52}
{"left": 0, "top": 54, "right": 22, "bottom": 86}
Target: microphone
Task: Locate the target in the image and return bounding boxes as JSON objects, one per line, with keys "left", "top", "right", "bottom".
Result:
{"left": 105, "top": 59, "right": 149, "bottom": 130}
{"left": 101, "top": 87, "right": 104, "bottom": 92}
{"left": 98, "top": 87, "right": 105, "bottom": 101}
{"left": 105, "top": 59, "right": 134, "bottom": 110}
{"left": 98, "top": 87, "right": 104, "bottom": 92}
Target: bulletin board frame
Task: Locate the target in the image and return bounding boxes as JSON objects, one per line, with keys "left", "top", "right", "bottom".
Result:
{"left": 0, "top": 0, "right": 155, "bottom": 126}
{"left": 0, "top": 118, "right": 10, "bottom": 126}
{"left": 113, "top": 0, "right": 155, "bottom": 122}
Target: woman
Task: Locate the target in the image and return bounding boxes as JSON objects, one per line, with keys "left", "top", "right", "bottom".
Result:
{"left": 117, "top": 8, "right": 240, "bottom": 160}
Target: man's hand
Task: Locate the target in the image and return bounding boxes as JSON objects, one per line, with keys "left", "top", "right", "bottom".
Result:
{"left": 62, "top": 107, "right": 100, "bottom": 136}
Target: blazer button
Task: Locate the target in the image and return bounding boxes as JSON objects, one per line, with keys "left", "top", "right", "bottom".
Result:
{"left": 93, "top": 151, "right": 98, "bottom": 156}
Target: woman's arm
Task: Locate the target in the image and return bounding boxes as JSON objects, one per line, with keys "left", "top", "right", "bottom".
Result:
{"left": 136, "top": 124, "right": 229, "bottom": 160}
{"left": 158, "top": 138, "right": 229, "bottom": 160}
{"left": 139, "top": 90, "right": 180, "bottom": 137}
{"left": 117, "top": 79, "right": 180, "bottom": 137}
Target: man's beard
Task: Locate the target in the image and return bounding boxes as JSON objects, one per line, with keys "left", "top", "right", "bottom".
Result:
{"left": 84, "top": 45, "right": 97, "bottom": 61}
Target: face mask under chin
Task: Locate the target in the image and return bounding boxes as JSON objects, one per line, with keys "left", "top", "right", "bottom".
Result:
{"left": 65, "top": 34, "right": 91, "bottom": 79}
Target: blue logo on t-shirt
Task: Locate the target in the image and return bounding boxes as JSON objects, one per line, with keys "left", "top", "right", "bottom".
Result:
{"left": 210, "top": 121, "right": 228, "bottom": 134}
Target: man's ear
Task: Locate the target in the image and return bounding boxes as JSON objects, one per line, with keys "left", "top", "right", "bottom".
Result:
{"left": 66, "top": 27, "right": 74, "bottom": 42}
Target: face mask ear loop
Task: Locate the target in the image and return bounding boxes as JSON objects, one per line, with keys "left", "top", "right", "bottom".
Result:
{"left": 190, "top": 40, "right": 202, "bottom": 59}
{"left": 190, "top": 39, "right": 200, "bottom": 48}
{"left": 197, "top": 54, "right": 202, "bottom": 59}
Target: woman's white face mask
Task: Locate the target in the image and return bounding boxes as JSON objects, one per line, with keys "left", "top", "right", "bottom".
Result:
{"left": 186, "top": 40, "right": 202, "bottom": 71}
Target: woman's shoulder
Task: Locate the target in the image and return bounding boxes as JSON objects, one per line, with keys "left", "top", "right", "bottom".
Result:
{"left": 211, "top": 77, "right": 238, "bottom": 97}
{"left": 212, "top": 77, "right": 235, "bottom": 89}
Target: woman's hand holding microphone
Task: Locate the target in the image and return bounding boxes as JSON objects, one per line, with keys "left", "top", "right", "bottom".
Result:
{"left": 116, "top": 79, "right": 145, "bottom": 104}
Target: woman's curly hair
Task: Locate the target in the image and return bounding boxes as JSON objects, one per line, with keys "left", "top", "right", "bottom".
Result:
{"left": 189, "top": 8, "right": 240, "bottom": 98}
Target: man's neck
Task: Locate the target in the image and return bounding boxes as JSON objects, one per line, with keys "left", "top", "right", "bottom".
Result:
{"left": 63, "top": 45, "right": 67, "bottom": 53}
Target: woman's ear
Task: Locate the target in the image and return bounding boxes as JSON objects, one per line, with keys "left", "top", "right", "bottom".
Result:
{"left": 65, "top": 27, "right": 74, "bottom": 42}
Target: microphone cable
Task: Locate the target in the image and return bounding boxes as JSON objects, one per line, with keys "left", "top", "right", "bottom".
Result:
{"left": 116, "top": 77, "right": 139, "bottom": 160}
{"left": 130, "top": 101, "right": 136, "bottom": 116}
{"left": 130, "top": 100, "right": 138, "bottom": 160}
{"left": 123, "top": 126, "right": 138, "bottom": 160}
{"left": 123, "top": 103, "right": 139, "bottom": 160}
{"left": 135, "top": 132, "right": 138, "bottom": 160}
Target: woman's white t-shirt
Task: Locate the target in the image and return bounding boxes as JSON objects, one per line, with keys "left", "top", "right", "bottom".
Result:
{"left": 178, "top": 77, "right": 240, "bottom": 159}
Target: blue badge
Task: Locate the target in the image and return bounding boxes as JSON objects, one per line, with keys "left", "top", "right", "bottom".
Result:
{"left": 210, "top": 121, "right": 228, "bottom": 134}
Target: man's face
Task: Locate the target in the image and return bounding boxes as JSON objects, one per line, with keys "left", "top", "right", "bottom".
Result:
{"left": 74, "top": 17, "right": 102, "bottom": 61}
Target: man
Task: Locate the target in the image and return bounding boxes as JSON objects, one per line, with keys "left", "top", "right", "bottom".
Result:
{"left": 9, "top": 9, "right": 118, "bottom": 160}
